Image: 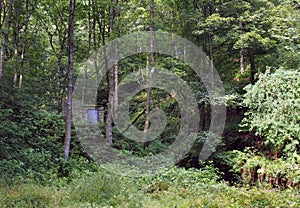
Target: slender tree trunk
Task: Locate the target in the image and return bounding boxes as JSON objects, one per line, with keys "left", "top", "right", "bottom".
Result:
{"left": 106, "top": 64, "right": 114, "bottom": 143}
{"left": 240, "top": 48, "right": 245, "bottom": 74}
{"left": 183, "top": 45, "right": 186, "bottom": 62}
{"left": 0, "top": 49, "right": 3, "bottom": 86}
{"left": 239, "top": 20, "right": 245, "bottom": 74}
{"left": 113, "top": 1, "right": 118, "bottom": 117}
{"left": 202, "top": 5, "right": 208, "bottom": 54}
{"left": 113, "top": 57, "right": 118, "bottom": 116}
{"left": 0, "top": 0, "right": 3, "bottom": 26}
{"left": 13, "top": 0, "right": 20, "bottom": 87}
{"left": 200, "top": 103, "right": 206, "bottom": 130}
{"left": 83, "top": 0, "right": 92, "bottom": 105}
{"left": 92, "top": 11, "right": 99, "bottom": 87}
{"left": 209, "top": 33, "right": 214, "bottom": 78}
{"left": 136, "top": 33, "right": 144, "bottom": 80}
{"left": 0, "top": 0, "right": 13, "bottom": 86}
{"left": 0, "top": 0, "right": 4, "bottom": 85}
{"left": 199, "top": 4, "right": 208, "bottom": 130}
{"left": 64, "top": 0, "right": 75, "bottom": 161}
{"left": 144, "top": 0, "right": 155, "bottom": 135}
{"left": 19, "top": 0, "right": 31, "bottom": 88}
{"left": 0, "top": 0, "right": 5, "bottom": 44}
{"left": 106, "top": 0, "right": 117, "bottom": 143}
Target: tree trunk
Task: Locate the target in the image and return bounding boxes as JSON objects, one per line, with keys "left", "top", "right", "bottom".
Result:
{"left": 209, "top": 33, "right": 214, "bottom": 78}
{"left": 106, "top": 0, "right": 117, "bottom": 143}
{"left": 240, "top": 48, "right": 245, "bottom": 74}
{"left": 83, "top": 0, "right": 92, "bottom": 105}
{"left": 0, "top": 0, "right": 3, "bottom": 78}
{"left": 106, "top": 64, "right": 114, "bottom": 143}
{"left": 64, "top": 0, "right": 75, "bottom": 161}
{"left": 19, "top": 0, "right": 31, "bottom": 88}
{"left": 13, "top": 0, "right": 20, "bottom": 87}
{"left": 199, "top": 102, "right": 206, "bottom": 130}
{"left": 0, "top": 0, "right": 3, "bottom": 27}
{"left": 239, "top": 20, "right": 245, "bottom": 74}
{"left": 92, "top": 12, "right": 99, "bottom": 88}
{"left": 0, "top": 0, "right": 13, "bottom": 86}
{"left": 113, "top": 61, "right": 118, "bottom": 114}
{"left": 202, "top": 5, "right": 208, "bottom": 54}
{"left": 113, "top": 2, "right": 119, "bottom": 116}
{"left": 144, "top": 0, "right": 155, "bottom": 135}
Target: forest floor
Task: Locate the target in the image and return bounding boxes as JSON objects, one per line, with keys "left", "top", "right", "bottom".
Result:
{"left": 1, "top": 167, "right": 299, "bottom": 208}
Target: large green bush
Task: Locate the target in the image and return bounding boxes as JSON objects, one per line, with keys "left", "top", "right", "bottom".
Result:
{"left": 241, "top": 68, "right": 300, "bottom": 156}
{"left": 0, "top": 88, "right": 96, "bottom": 183}
{"left": 228, "top": 69, "right": 300, "bottom": 187}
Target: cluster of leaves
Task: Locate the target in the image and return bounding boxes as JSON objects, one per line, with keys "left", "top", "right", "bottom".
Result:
{"left": 222, "top": 149, "right": 300, "bottom": 188}
{"left": 241, "top": 69, "right": 300, "bottom": 155}
{"left": 219, "top": 68, "right": 300, "bottom": 187}
{"left": 0, "top": 88, "right": 97, "bottom": 183}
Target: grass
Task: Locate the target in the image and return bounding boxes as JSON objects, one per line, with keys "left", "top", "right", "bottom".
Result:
{"left": 0, "top": 167, "right": 299, "bottom": 208}
{"left": 144, "top": 183, "right": 300, "bottom": 207}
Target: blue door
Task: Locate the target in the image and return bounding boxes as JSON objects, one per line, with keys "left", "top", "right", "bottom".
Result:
{"left": 87, "top": 109, "right": 99, "bottom": 124}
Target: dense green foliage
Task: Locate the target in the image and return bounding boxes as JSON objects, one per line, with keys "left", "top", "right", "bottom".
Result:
{"left": 222, "top": 69, "right": 300, "bottom": 188}
{"left": 0, "top": 87, "right": 97, "bottom": 182}
{"left": 241, "top": 69, "right": 300, "bottom": 156}
{"left": 0, "top": 0, "right": 299, "bottom": 206}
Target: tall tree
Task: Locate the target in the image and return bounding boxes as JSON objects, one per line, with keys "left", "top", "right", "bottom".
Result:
{"left": 239, "top": 19, "right": 245, "bottom": 74}
{"left": 0, "top": 0, "right": 3, "bottom": 26}
{"left": 18, "top": 0, "right": 31, "bottom": 88}
{"left": 64, "top": 0, "right": 75, "bottom": 160}
{"left": 143, "top": 0, "right": 155, "bottom": 136}
{"left": 13, "top": 0, "right": 20, "bottom": 86}
{"left": 82, "top": 0, "right": 92, "bottom": 105}
{"left": 106, "top": 0, "right": 117, "bottom": 143}
{"left": 0, "top": 0, "right": 13, "bottom": 86}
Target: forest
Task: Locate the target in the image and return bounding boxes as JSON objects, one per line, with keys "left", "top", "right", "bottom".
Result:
{"left": 0, "top": 0, "right": 299, "bottom": 207}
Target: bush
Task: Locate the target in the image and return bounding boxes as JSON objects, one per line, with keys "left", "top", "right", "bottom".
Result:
{"left": 221, "top": 69, "right": 300, "bottom": 187}
{"left": 0, "top": 101, "right": 65, "bottom": 182}
{"left": 241, "top": 68, "right": 300, "bottom": 156}
{"left": 0, "top": 89, "right": 97, "bottom": 183}
{"left": 222, "top": 149, "right": 300, "bottom": 188}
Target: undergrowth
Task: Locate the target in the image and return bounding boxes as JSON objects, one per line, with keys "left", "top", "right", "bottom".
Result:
{"left": 1, "top": 165, "right": 299, "bottom": 208}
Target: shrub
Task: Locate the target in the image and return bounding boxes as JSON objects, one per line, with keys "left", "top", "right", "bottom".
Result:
{"left": 241, "top": 68, "right": 300, "bottom": 156}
